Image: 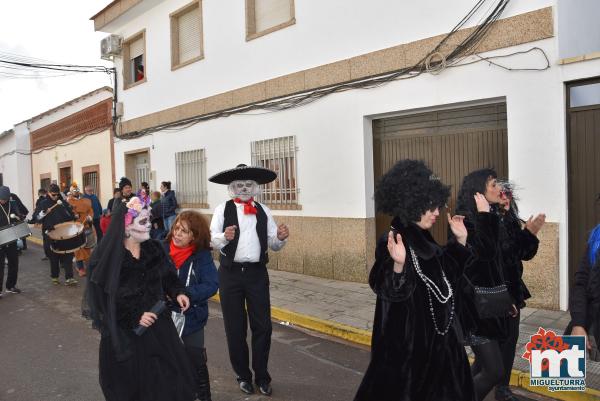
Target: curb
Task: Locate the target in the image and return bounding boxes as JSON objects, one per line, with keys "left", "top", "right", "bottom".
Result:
{"left": 28, "top": 235, "right": 43, "bottom": 246}
{"left": 211, "top": 293, "right": 372, "bottom": 346}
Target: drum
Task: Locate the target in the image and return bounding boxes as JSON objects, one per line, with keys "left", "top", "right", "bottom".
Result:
{"left": 0, "top": 222, "right": 32, "bottom": 247}
{"left": 84, "top": 226, "right": 97, "bottom": 249}
{"left": 48, "top": 222, "right": 86, "bottom": 254}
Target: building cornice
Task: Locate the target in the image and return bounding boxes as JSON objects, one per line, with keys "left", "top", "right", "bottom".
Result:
{"left": 91, "top": 0, "right": 143, "bottom": 32}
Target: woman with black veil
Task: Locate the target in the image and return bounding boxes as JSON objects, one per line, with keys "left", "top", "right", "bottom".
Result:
{"left": 354, "top": 159, "right": 475, "bottom": 401}
{"left": 83, "top": 196, "right": 195, "bottom": 401}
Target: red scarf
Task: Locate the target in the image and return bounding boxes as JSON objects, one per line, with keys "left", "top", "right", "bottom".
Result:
{"left": 234, "top": 197, "right": 257, "bottom": 215}
{"left": 169, "top": 240, "right": 196, "bottom": 269}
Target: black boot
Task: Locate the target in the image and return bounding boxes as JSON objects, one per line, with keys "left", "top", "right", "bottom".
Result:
{"left": 187, "top": 346, "right": 212, "bottom": 401}
{"left": 197, "top": 348, "right": 212, "bottom": 401}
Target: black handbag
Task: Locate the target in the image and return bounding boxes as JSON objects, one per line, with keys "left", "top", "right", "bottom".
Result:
{"left": 464, "top": 262, "right": 513, "bottom": 319}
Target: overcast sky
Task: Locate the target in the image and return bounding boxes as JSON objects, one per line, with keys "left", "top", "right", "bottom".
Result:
{"left": 0, "top": 0, "right": 112, "bottom": 131}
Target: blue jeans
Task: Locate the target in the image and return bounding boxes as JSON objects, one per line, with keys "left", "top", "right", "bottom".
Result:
{"left": 164, "top": 214, "right": 176, "bottom": 232}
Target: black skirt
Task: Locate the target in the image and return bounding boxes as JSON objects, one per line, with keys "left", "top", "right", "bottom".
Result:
{"left": 99, "top": 313, "right": 195, "bottom": 401}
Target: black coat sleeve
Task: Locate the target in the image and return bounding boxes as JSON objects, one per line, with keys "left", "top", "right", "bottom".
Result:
{"left": 442, "top": 238, "right": 472, "bottom": 282}
{"left": 466, "top": 212, "right": 500, "bottom": 262}
{"left": 369, "top": 235, "right": 413, "bottom": 302}
{"left": 569, "top": 250, "right": 591, "bottom": 328}
{"left": 10, "top": 194, "right": 28, "bottom": 217}
{"left": 516, "top": 227, "right": 540, "bottom": 261}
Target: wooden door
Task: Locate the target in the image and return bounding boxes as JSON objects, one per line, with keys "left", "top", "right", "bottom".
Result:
{"left": 373, "top": 103, "right": 508, "bottom": 244}
{"left": 567, "top": 79, "right": 600, "bottom": 284}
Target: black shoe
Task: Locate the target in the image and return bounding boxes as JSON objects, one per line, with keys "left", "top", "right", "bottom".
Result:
{"left": 495, "top": 385, "right": 519, "bottom": 401}
{"left": 258, "top": 382, "right": 272, "bottom": 396}
{"left": 239, "top": 380, "right": 254, "bottom": 394}
{"left": 6, "top": 287, "right": 21, "bottom": 294}
{"left": 41, "top": 256, "right": 48, "bottom": 261}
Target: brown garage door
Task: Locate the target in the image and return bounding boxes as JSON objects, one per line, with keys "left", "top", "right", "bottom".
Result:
{"left": 373, "top": 102, "right": 508, "bottom": 245}
{"left": 567, "top": 79, "right": 600, "bottom": 285}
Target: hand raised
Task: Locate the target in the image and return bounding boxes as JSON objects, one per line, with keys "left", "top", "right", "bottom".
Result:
{"left": 387, "top": 231, "right": 406, "bottom": 272}
{"left": 277, "top": 224, "right": 289, "bottom": 241}
{"left": 474, "top": 192, "right": 490, "bottom": 213}
{"left": 447, "top": 214, "right": 467, "bottom": 245}
{"left": 525, "top": 213, "right": 546, "bottom": 236}
{"left": 224, "top": 225, "right": 237, "bottom": 241}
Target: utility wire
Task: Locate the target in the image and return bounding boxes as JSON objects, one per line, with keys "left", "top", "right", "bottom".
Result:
{"left": 122, "top": 0, "right": 535, "bottom": 140}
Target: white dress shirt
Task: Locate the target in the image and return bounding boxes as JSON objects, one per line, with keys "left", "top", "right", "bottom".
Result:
{"left": 210, "top": 200, "right": 287, "bottom": 263}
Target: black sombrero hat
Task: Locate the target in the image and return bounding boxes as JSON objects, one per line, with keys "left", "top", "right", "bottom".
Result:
{"left": 209, "top": 164, "right": 277, "bottom": 185}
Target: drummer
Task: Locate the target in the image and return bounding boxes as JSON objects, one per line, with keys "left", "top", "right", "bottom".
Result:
{"left": 0, "top": 186, "right": 28, "bottom": 298}
{"left": 67, "top": 183, "right": 95, "bottom": 277}
{"left": 34, "top": 183, "right": 78, "bottom": 286}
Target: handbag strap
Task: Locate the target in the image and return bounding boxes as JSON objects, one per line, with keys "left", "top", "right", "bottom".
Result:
{"left": 185, "top": 262, "right": 193, "bottom": 286}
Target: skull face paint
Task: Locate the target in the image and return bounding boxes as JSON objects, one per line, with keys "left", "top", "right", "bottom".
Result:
{"left": 228, "top": 180, "right": 259, "bottom": 201}
{"left": 125, "top": 208, "right": 151, "bottom": 243}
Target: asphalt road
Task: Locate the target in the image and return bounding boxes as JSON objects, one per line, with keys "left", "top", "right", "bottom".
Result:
{"left": 0, "top": 244, "right": 555, "bottom": 401}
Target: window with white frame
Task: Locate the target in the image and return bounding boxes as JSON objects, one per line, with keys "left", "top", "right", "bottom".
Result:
{"left": 175, "top": 149, "right": 208, "bottom": 207}
{"left": 246, "top": 0, "right": 295, "bottom": 41}
{"left": 123, "top": 30, "right": 146, "bottom": 88}
{"left": 170, "top": 1, "right": 204, "bottom": 70}
{"left": 251, "top": 136, "right": 300, "bottom": 209}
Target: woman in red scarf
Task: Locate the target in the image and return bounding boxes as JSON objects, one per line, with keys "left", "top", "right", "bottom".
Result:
{"left": 165, "top": 211, "right": 218, "bottom": 401}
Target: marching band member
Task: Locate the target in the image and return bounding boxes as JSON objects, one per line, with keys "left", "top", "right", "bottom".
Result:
{"left": 33, "top": 183, "right": 78, "bottom": 286}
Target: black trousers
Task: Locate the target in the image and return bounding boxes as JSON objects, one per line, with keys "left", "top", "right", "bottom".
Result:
{"left": 93, "top": 218, "right": 103, "bottom": 243}
{"left": 498, "top": 311, "right": 520, "bottom": 386}
{"left": 0, "top": 242, "right": 19, "bottom": 290}
{"left": 471, "top": 339, "right": 504, "bottom": 401}
{"left": 219, "top": 262, "right": 272, "bottom": 385}
{"left": 43, "top": 233, "right": 73, "bottom": 279}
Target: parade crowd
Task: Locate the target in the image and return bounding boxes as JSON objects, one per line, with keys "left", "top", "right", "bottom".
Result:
{"left": 0, "top": 160, "right": 598, "bottom": 401}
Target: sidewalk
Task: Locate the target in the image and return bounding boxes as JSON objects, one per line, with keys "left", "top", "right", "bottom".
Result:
{"left": 28, "top": 228, "right": 600, "bottom": 400}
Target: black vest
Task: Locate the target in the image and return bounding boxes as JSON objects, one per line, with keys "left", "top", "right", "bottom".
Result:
{"left": 220, "top": 199, "right": 269, "bottom": 267}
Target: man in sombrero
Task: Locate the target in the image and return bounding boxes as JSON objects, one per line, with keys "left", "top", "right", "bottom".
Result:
{"left": 209, "top": 164, "right": 289, "bottom": 397}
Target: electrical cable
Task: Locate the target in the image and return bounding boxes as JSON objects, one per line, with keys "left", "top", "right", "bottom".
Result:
{"left": 119, "top": 0, "right": 521, "bottom": 139}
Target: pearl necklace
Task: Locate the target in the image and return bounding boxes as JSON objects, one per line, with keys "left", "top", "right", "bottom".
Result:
{"left": 409, "top": 247, "right": 455, "bottom": 336}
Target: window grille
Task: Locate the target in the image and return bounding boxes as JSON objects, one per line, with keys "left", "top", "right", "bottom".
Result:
{"left": 40, "top": 178, "right": 51, "bottom": 191}
{"left": 83, "top": 171, "right": 99, "bottom": 195}
{"left": 175, "top": 149, "right": 208, "bottom": 207}
{"left": 251, "top": 136, "right": 299, "bottom": 208}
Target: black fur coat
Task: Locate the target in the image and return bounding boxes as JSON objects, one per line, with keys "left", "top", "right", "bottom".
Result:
{"left": 354, "top": 221, "right": 475, "bottom": 401}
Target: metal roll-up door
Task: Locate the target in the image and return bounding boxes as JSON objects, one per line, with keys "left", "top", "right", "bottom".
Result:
{"left": 373, "top": 102, "right": 508, "bottom": 245}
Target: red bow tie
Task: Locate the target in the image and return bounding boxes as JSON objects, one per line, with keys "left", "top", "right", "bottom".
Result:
{"left": 234, "top": 197, "right": 257, "bottom": 215}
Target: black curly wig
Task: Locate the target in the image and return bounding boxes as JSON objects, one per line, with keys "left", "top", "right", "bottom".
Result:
{"left": 455, "top": 168, "right": 497, "bottom": 219}
{"left": 375, "top": 159, "right": 450, "bottom": 225}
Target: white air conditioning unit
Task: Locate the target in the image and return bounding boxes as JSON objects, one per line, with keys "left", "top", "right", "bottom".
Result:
{"left": 101, "top": 35, "right": 123, "bottom": 60}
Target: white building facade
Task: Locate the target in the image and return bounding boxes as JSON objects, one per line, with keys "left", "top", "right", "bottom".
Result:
{"left": 29, "top": 87, "right": 116, "bottom": 207}
{"left": 93, "top": 0, "right": 600, "bottom": 310}
{"left": 0, "top": 123, "right": 33, "bottom": 211}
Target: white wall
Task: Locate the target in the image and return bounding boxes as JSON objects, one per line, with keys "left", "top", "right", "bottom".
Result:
{"left": 32, "top": 129, "right": 114, "bottom": 206}
{"left": 0, "top": 122, "right": 34, "bottom": 213}
{"left": 103, "top": 0, "right": 553, "bottom": 121}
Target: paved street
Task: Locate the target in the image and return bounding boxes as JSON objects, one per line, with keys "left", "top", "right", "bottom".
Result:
{"left": 0, "top": 244, "right": 556, "bottom": 401}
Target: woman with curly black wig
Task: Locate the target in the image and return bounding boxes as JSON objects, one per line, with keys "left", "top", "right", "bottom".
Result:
{"left": 354, "top": 159, "right": 475, "bottom": 401}
{"left": 454, "top": 168, "right": 514, "bottom": 401}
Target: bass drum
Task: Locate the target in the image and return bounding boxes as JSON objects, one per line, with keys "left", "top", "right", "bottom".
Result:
{"left": 48, "top": 222, "right": 86, "bottom": 254}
